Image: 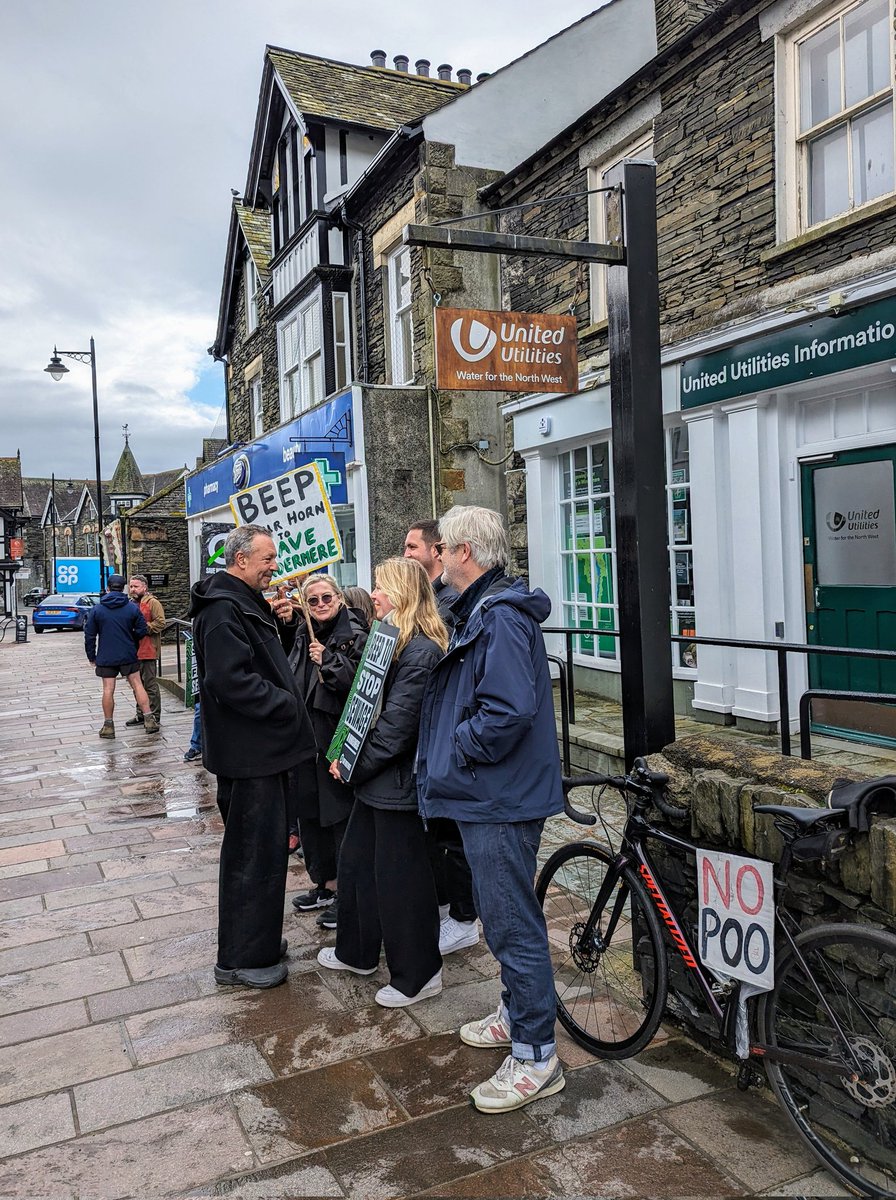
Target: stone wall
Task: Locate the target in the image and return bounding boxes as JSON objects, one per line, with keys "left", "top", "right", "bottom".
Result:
{"left": 226, "top": 260, "right": 280, "bottom": 443}
{"left": 639, "top": 736, "right": 896, "bottom": 1046}
{"left": 126, "top": 481, "right": 190, "bottom": 623}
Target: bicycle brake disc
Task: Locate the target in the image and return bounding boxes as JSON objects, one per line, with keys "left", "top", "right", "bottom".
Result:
{"left": 841, "top": 1035, "right": 896, "bottom": 1108}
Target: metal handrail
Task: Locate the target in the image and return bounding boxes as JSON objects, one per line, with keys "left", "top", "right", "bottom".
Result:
{"left": 543, "top": 625, "right": 896, "bottom": 759}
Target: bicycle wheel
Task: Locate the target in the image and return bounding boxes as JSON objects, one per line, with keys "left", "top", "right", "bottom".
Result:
{"left": 757, "top": 922, "right": 896, "bottom": 1198}
{"left": 536, "top": 840, "right": 668, "bottom": 1058}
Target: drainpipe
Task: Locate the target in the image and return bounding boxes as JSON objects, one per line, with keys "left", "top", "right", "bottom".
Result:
{"left": 338, "top": 206, "right": 369, "bottom": 384}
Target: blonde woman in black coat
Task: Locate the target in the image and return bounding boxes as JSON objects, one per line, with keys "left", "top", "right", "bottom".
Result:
{"left": 317, "top": 557, "right": 448, "bottom": 1007}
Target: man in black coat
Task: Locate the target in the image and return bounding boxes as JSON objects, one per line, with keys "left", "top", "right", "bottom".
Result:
{"left": 189, "top": 524, "right": 315, "bottom": 988}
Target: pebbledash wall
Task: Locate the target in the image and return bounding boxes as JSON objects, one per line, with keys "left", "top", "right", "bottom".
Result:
{"left": 490, "top": 0, "right": 896, "bottom": 735}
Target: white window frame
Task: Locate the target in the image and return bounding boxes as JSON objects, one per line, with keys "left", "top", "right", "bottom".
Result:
{"left": 249, "top": 373, "right": 263, "bottom": 438}
{"left": 386, "top": 243, "right": 414, "bottom": 385}
{"left": 665, "top": 424, "right": 697, "bottom": 673}
{"left": 778, "top": 0, "right": 895, "bottom": 239}
{"left": 278, "top": 292, "right": 323, "bottom": 420}
{"left": 587, "top": 130, "right": 654, "bottom": 325}
{"left": 332, "top": 292, "right": 351, "bottom": 392}
{"left": 245, "top": 255, "right": 260, "bottom": 335}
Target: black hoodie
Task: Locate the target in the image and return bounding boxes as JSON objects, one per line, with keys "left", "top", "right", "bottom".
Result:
{"left": 188, "top": 572, "right": 315, "bottom": 779}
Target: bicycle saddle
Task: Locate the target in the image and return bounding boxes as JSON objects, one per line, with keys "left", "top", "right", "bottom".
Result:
{"left": 827, "top": 776, "right": 896, "bottom": 832}
{"left": 752, "top": 803, "right": 843, "bottom": 829}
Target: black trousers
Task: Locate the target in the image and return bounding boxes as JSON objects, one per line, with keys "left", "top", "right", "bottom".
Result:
{"left": 336, "top": 800, "right": 442, "bottom": 997}
{"left": 426, "top": 817, "right": 477, "bottom": 923}
{"left": 299, "top": 813, "right": 348, "bottom": 887}
{"left": 216, "top": 772, "right": 290, "bottom": 970}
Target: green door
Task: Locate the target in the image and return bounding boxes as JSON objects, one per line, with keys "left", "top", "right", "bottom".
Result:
{"left": 800, "top": 445, "right": 896, "bottom": 746}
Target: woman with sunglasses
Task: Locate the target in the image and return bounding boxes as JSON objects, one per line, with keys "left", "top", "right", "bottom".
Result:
{"left": 318, "top": 557, "right": 448, "bottom": 1007}
{"left": 287, "top": 575, "right": 367, "bottom": 928}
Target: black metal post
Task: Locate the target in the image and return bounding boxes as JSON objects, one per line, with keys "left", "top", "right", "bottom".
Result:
{"left": 565, "top": 631, "right": 576, "bottom": 724}
{"left": 605, "top": 160, "right": 675, "bottom": 767}
{"left": 777, "top": 648, "right": 791, "bottom": 757}
{"left": 50, "top": 472, "right": 57, "bottom": 592}
{"left": 89, "top": 338, "right": 106, "bottom": 589}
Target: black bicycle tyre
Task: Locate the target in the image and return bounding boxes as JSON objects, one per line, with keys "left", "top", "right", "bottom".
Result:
{"left": 536, "top": 840, "right": 668, "bottom": 1058}
{"left": 757, "top": 921, "right": 896, "bottom": 1198}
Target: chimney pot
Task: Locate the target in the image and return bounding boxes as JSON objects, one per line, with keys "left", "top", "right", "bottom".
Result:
{"left": 437, "top": 63, "right": 452, "bottom": 80}
{"left": 370, "top": 49, "right": 387, "bottom": 68}
{"left": 457, "top": 68, "right": 472, "bottom": 85}
{"left": 394, "top": 54, "right": 409, "bottom": 72}
{"left": 415, "top": 58, "right": 431, "bottom": 77}
{"left": 476, "top": 72, "right": 490, "bottom": 82}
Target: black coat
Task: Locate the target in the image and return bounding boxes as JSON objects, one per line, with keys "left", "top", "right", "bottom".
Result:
{"left": 350, "top": 631, "right": 444, "bottom": 811}
{"left": 188, "top": 572, "right": 315, "bottom": 779}
{"left": 287, "top": 605, "right": 367, "bottom": 825}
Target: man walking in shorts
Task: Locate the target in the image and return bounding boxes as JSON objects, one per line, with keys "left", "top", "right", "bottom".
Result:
{"left": 84, "top": 573, "right": 159, "bottom": 739}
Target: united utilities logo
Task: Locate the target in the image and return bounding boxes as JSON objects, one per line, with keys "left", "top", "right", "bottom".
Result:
{"left": 825, "top": 511, "right": 846, "bottom": 532}
{"left": 450, "top": 317, "right": 497, "bottom": 363}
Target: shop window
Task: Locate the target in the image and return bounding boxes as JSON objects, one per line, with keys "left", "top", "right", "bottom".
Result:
{"left": 587, "top": 130, "right": 653, "bottom": 324}
{"left": 279, "top": 293, "right": 323, "bottom": 419}
{"left": 386, "top": 243, "right": 413, "bottom": 384}
{"left": 779, "top": 0, "right": 894, "bottom": 235}
{"left": 558, "top": 442, "right": 618, "bottom": 660}
{"left": 666, "top": 424, "right": 696, "bottom": 670}
{"left": 249, "top": 375, "right": 263, "bottom": 438}
{"left": 332, "top": 292, "right": 352, "bottom": 391}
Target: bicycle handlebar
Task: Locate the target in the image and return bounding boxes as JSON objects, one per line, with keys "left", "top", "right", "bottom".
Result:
{"left": 560, "top": 757, "right": 690, "bottom": 825}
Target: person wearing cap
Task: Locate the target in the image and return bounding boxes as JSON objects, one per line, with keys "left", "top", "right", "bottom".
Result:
{"left": 84, "top": 574, "right": 159, "bottom": 739}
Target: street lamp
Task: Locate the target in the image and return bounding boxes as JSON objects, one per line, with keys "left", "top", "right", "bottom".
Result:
{"left": 43, "top": 338, "right": 106, "bottom": 588}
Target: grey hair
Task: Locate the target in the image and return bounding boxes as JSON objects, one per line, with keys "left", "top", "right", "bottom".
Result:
{"left": 129, "top": 574, "right": 148, "bottom": 586}
{"left": 224, "top": 524, "right": 272, "bottom": 566}
{"left": 301, "top": 573, "right": 345, "bottom": 607}
{"left": 438, "top": 505, "right": 508, "bottom": 570}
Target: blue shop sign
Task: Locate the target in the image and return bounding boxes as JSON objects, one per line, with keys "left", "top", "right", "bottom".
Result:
{"left": 185, "top": 391, "right": 353, "bottom": 517}
{"left": 55, "top": 557, "right": 102, "bottom": 593}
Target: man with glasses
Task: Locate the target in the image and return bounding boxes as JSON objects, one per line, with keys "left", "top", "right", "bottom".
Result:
{"left": 189, "top": 524, "right": 315, "bottom": 988}
{"left": 417, "top": 506, "right": 565, "bottom": 1112}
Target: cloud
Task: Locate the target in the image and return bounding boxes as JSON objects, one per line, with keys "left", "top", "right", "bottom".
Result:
{"left": 0, "top": 0, "right": 597, "bottom": 480}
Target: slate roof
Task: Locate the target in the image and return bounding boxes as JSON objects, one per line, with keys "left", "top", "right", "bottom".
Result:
{"left": 21, "top": 469, "right": 185, "bottom": 524}
{"left": 267, "top": 47, "right": 463, "bottom": 131}
{"left": 235, "top": 204, "right": 272, "bottom": 274}
{"left": 0, "top": 457, "right": 23, "bottom": 511}
{"left": 110, "top": 443, "right": 147, "bottom": 497}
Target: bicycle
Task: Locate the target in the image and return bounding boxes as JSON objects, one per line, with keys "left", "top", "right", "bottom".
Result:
{"left": 537, "top": 758, "right": 896, "bottom": 1197}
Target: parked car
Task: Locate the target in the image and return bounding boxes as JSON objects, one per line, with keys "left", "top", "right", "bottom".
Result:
{"left": 23, "top": 587, "right": 49, "bottom": 607}
{"left": 32, "top": 594, "right": 95, "bottom": 633}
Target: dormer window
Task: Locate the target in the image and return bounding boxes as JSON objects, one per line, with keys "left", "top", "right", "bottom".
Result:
{"left": 272, "top": 124, "right": 304, "bottom": 254}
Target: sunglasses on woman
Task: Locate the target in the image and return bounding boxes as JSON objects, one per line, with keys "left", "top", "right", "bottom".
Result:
{"left": 306, "top": 593, "right": 336, "bottom": 607}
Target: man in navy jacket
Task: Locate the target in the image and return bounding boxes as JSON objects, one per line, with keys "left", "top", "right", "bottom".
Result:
{"left": 84, "top": 574, "right": 156, "bottom": 739}
{"left": 417, "top": 506, "right": 564, "bottom": 1114}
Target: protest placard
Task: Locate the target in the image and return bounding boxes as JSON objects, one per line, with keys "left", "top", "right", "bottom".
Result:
{"left": 229, "top": 461, "right": 342, "bottom": 584}
{"left": 327, "top": 621, "right": 399, "bottom": 781}
{"left": 697, "top": 849, "right": 775, "bottom": 990}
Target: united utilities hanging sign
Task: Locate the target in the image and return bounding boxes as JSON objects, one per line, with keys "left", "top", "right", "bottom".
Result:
{"left": 680, "top": 296, "right": 896, "bottom": 408}
{"left": 435, "top": 307, "right": 578, "bottom": 393}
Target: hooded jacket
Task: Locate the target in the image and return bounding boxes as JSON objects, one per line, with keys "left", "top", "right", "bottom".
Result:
{"left": 84, "top": 592, "right": 148, "bottom": 666}
{"left": 188, "top": 572, "right": 315, "bottom": 779}
{"left": 416, "top": 574, "right": 563, "bottom": 824}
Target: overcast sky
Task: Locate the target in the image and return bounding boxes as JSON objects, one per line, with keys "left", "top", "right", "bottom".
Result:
{"left": 1, "top": 0, "right": 597, "bottom": 484}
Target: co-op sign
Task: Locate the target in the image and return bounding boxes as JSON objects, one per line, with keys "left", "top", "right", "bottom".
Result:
{"left": 435, "top": 307, "right": 578, "bottom": 394}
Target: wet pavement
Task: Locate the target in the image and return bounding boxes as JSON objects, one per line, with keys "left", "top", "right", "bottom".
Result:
{"left": 0, "top": 632, "right": 848, "bottom": 1199}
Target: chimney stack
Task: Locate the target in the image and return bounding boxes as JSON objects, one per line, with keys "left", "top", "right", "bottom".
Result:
{"left": 370, "top": 49, "right": 387, "bottom": 68}
{"left": 393, "top": 54, "right": 409, "bottom": 72}
{"left": 457, "top": 68, "right": 472, "bottom": 86}
{"left": 415, "top": 58, "right": 431, "bottom": 77}
{"left": 437, "top": 63, "right": 452, "bottom": 81}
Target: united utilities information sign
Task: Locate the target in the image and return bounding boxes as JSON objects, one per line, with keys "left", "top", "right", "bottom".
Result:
{"left": 680, "top": 296, "right": 896, "bottom": 408}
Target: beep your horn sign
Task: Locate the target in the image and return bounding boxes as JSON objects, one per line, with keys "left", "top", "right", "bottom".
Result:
{"left": 435, "top": 306, "right": 578, "bottom": 393}
{"left": 230, "top": 461, "right": 342, "bottom": 584}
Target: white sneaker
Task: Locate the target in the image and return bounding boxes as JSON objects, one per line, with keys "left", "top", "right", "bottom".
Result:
{"left": 471, "top": 1053, "right": 565, "bottom": 1113}
{"left": 439, "top": 916, "right": 480, "bottom": 955}
{"left": 316, "top": 947, "right": 376, "bottom": 975}
{"left": 460, "top": 1004, "right": 512, "bottom": 1048}
{"left": 375, "top": 969, "right": 442, "bottom": 1008}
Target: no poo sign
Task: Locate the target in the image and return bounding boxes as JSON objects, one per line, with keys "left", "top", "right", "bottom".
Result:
{"left": 229, "top": 461, "right": 342, "bottom": 585}
{"left": 696, "top": 849, "right": 775, "bottom": 991}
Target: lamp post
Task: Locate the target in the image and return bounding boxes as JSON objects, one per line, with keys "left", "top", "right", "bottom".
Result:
{"left": 50, "top": 473, "right": 58, "bottom": 592}
{"left": 44, "top": 338, "right": 106, "bottom": 589}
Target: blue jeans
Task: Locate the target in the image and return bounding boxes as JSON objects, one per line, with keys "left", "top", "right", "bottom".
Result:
{"left": 190, "top": 703, "right": 202, "bottom": 753}
{"left": 457, "top": 818, "right": 556, "bottom": 1062}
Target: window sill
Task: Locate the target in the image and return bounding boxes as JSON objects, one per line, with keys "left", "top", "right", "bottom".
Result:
{"left": 762, "top": 193, "right": 896, "bottom": 263}
{"left": 580, "top": 319, "right": 608, "bottom": 339}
